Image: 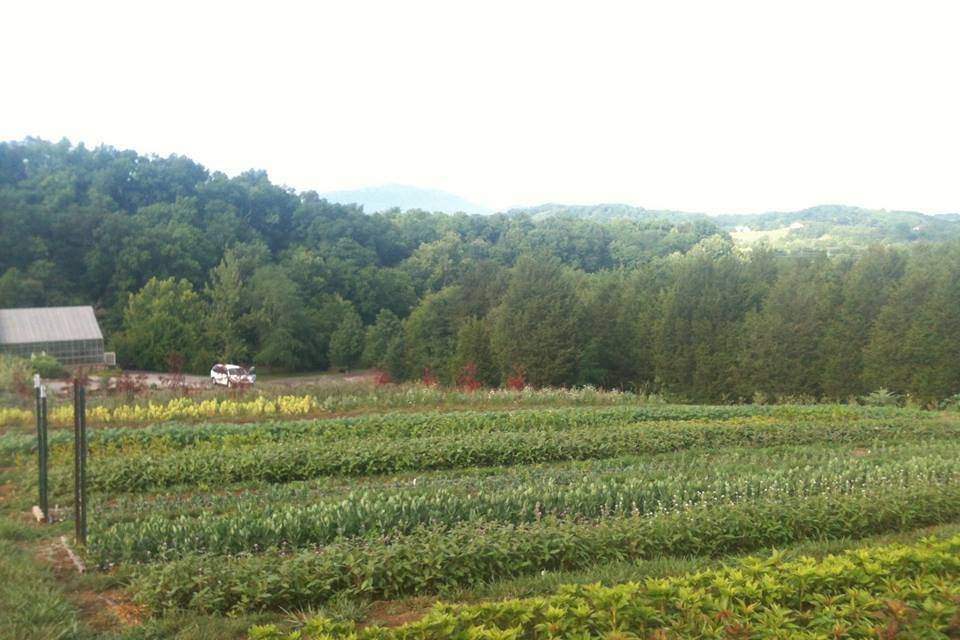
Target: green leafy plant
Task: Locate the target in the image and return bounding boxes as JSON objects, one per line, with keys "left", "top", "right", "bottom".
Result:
{"left": 862, "top": 387, "right": 901, "bottom": 407}
{"left": 248, "top": 534, "right": 960, "bottom": 638}
{"left": 29, "top": 353, "right": 65, "bottom": 379}
{"left": 72, "top": 414, "right": 952, "bottom": 493}
{"left": 88, "top": 442, "right": 960, "bottom": 564}
{"left": 131, "top": 484, "right": 960, "bottom": 615}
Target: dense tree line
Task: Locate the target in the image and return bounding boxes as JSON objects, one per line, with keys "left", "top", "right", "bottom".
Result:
{"left": 1, "top": 139, "right": 958, "bottom": 403}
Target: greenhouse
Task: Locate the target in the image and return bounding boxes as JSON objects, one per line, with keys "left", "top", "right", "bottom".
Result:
{"left": 0, "top": 306, "right": 105, "bottom": 366}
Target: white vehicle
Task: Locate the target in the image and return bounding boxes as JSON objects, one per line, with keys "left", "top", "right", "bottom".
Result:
{"left": 210, "top": 363, "right": 256, "bottom": 387}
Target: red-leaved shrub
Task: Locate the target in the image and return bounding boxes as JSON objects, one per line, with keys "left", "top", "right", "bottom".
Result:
{"left": 457, "top": 361, "right": 482, "bottom": 392}
{"left": 421, "top": 367, "right": 438, "bottom": 387}
{"left": 506, "top": 367, "right": 527, "bottom": 390}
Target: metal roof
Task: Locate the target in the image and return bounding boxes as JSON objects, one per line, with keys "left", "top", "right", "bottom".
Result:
{"left": 0, "top": 306, "right": 103, "bottom": 345}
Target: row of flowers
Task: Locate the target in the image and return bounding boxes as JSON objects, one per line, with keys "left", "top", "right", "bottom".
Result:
{"left": 0, "top": 395, "right": 320, "bottom": 427}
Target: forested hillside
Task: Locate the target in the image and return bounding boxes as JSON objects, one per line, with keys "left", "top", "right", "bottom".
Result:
{"left": 2, "top": 138, "right": 959, "bottom": 403}
{"left": 510, "top": 203, "right": 960, "bottom": 251}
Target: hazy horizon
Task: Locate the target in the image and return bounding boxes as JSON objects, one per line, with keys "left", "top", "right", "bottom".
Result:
{"left": 3, "top": 136, "right": 958, "bottom": 217}
{"left": 318, "top": 182, "right": 960, "bottom": 216}
{"left": 3, "top": 1, "right": 959, "bottom": 215}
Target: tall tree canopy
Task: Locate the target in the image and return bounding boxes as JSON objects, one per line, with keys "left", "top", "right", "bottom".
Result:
{"left": 491, "top": 254, "right": 581, "bottom": 387}
{"left": 2, "top": 138, "right": 959, "bottom": 403}
{"left": 113, "top": 277, "right": 207, "bottom": 371}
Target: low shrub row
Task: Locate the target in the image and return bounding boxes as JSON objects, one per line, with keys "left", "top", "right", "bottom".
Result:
{"left": 249, "top": 534, "right": 960, "bottom": 639}
{"left": 4, "top": 403, "right": 923, "bottom": 457}
{"left": 132, "top": 484, "right": 960, "bottom": 614}
{"left": 88, "top": 440, "right": 952, "bottom": 523}
{"left": 79, "top": 417, "right": 959, "bottom": 492}
{"left": 89, "top": 448, "right": 960, "bottom": 563}
{"left": 6, "top": 406, "right": 739, "bottom": 455}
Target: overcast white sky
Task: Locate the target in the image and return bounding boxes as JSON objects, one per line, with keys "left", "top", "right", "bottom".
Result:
{"left": 2, "top": 1, "right": 959, "bottom": 214}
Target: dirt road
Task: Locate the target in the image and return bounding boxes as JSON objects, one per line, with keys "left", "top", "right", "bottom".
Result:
{"left": 41, "top": 370, "right": 374, "bottom": 394}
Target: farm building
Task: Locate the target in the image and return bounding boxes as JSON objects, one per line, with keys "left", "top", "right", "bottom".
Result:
{"left": 0, "top": 306, "right": 106, "bottom": 366}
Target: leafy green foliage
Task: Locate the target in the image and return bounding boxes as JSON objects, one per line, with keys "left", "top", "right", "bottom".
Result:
{"left": 113, "top": 277, "right": 208, "bottom": 372}
{"left": 28, "top": 353, "right": 65, "bottom": 379}
{"left": 88, "top": 441, "right": 960, "bottom": 564}
{"left": 402, "top": 287, "right": 463, "bottom": 383}
{"left": 133, "top": 485, "right": 960, "bottom": 614}
{"left": 361, "top": 309, "right": 401, "bottom": 368}
{"left": 75, "top": 413, "right": 951, "bottom": 493}
{"left": 4, "top": 140, "right": 960, "bottom": 400}
{"left": 328, "top": 306, "right": 365, "bottom": 369}
{"left": 4, "top": 386, "right": 952, "bottom": 627}
{"left": 452, "top": 317, "right": 498, "bottom": 387}
{"left": 862, "top": 388, "right": 901, "bottom": 407}
{"left": 0, "top": 354, "right": 31, "bottom": 393}
{"left": 204, "top": 249, "right": 250, "bottom": 364}
{"left": 491, "top": 255, "right": 580, "bottom": 387}
{"left": 250, "top": 534, "right": 960, "bottom": 638}
{"left": 247, "top": 265, "right": 314, "bottom": 370}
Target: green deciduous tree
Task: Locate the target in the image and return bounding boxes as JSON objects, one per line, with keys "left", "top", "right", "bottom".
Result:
{"left": 246, "top": 266, "right": 310, "bottom": 371}
{"left": 401, "top": 231, "right": 466, "bottom": 295}
{"left": 362, "top": 309, "right": 402, "bottom": 369}
{"left": 402, "top": 287, "right": 463, "bottom": 383}
{"left": 452, "top": 317, "right": 499, "bottom": 387}
{"left": 491, "top": 254, "right": 581, "bottom": 387}
{"left": 204, "top": 250, "right": 249, "bottom": 364}
{"left": 329, "top": 305, "right": 365, "bottom": 370}
{"left": 0, "top": 266, "right": 46, "bottom": 307}
{"left": 383, "top": 334, "right": 408, "bottom": 381}
{"left": 575, "top": 271, "right": 645, "bottom": 388}
{"left": 114, "top": 277, "right": 206, "bottom": 371}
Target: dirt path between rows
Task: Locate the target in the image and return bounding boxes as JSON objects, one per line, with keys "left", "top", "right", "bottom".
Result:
{"left": 1, "top": 463, "right": 144, "bottom": 635}
{"left": 41, "top": 369, "right": 375, "bottom": 395}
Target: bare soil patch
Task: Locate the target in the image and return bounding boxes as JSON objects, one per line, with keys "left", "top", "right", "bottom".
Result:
{"left": 34, "top": 537, "right": 144, "bottom": 632}
{"left": 74, "top": 589, "right": 144, "bottom": 633}
{"left": 363, "top": 597, "right": 435, "bottom": 628}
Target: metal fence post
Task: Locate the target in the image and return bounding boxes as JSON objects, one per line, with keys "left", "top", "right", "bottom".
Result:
{"left": 73, "top": 379, "right": 80, "bottom": 541}
{"left": 79, "top": 383, "right": 87, "bottom": 544}
{"left": 34, "top": 375, "right": 42, "bottom": 516}
{"left": 73, "top": 378, "right": 87, "bottom": 545}
{"left": 39, "top": 384, "right": 49, "bottom": 520}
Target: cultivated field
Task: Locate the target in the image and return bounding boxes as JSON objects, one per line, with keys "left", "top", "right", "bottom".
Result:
{"left": 1, "top": 388, "right": 959, "bottom": 638}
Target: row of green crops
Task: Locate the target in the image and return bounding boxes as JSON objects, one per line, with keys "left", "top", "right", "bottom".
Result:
{"left": 132, "top": 484, "right": 960, "bottom": 615}
{"left": 72, "top": 416, "right": 960, "bottom": 493}
{"left": 5, "top": 406, "right": 751, "bottom": 456}
{"left": 2, "top": 403, "right": 925, "bottom": 458}
{"left": 88, "top": 443, "right": 960, "bottom": 564}
{"left": 249, "top": 534, "right": 960, "bottom": 639}
{"left": 91, "top": 440, "right": 947, "bottom": 524}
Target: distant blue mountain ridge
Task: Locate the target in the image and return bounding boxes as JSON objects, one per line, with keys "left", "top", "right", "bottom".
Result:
{"left": 320, "top": 184, "right": 490, "bottom": 214}
{"left": 319, "top": 185, "right": 960, "bottom": 247}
